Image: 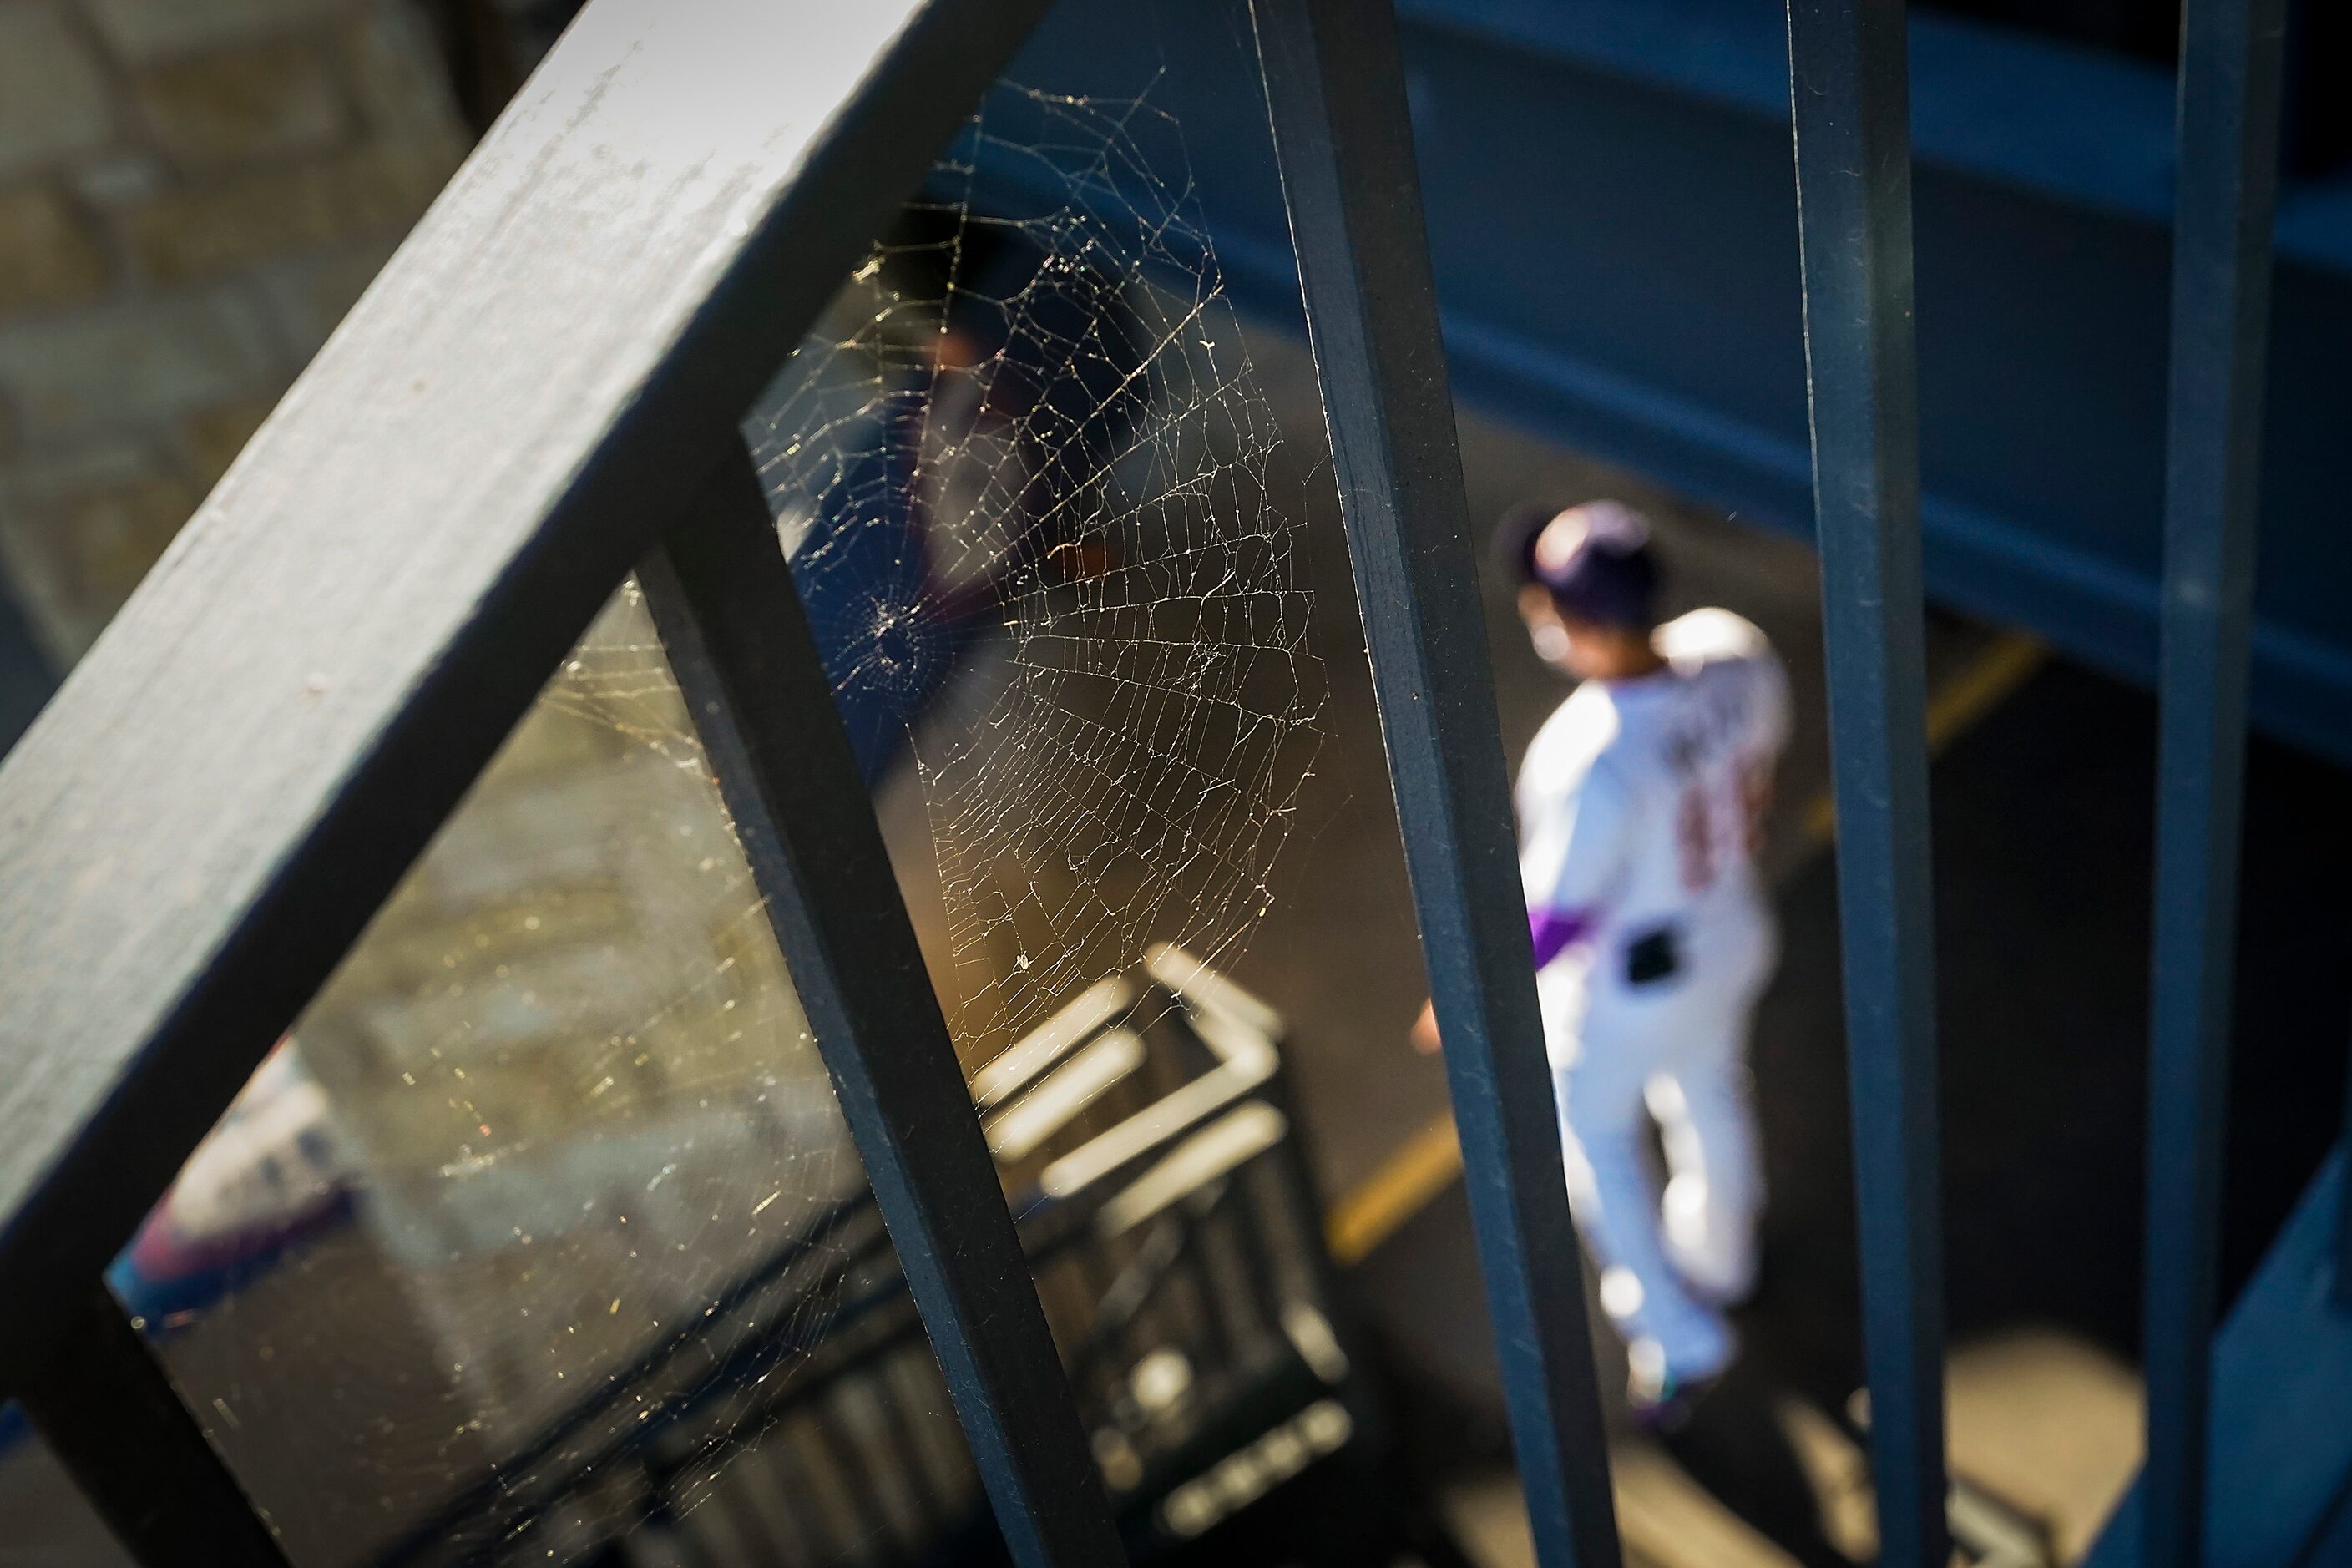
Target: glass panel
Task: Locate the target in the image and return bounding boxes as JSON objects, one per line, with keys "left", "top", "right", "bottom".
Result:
{"left": 120, "top": 584, "right": 908, "bottom": 1565}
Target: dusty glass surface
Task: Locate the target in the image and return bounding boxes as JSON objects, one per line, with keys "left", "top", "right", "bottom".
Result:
{"left": 754, "top": 79, "right": 1323, "bottom": 1071}
{"left": 126, "top": 585, "right": 884, "bottom": 1565}
{"left": 98, "top": 68, "right": 1338, "bottom": 1568}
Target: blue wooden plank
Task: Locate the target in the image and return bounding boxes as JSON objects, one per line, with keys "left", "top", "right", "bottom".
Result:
{"left": 2138, "top": 3, "right": 2289, "bottom": 1563}
{"left": 1782, "top": 1, "right": 1946, "bottom": 1563}
{"left": 1400, "top": 0, "right": 2188, "bottom": 234}
{"left": 2085, "top": 1155, "right": 2352, "bottom": 1568}
{"left": 1247, "top": 2, "right": 1621, "bottom": 1565}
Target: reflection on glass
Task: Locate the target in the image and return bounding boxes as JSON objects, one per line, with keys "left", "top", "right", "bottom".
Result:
{"left": 125, "top": 586, "right": 879, "bottom": 1565}
{"left": 751, "top": 79, "right": 1323, "bottom": 1070}
{"left": 99, "top": 65, "right": 1348, "bottom": 1568}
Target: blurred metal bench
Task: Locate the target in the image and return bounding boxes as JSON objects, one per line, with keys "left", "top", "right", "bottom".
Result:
{"left": 375, "top": 951, "right": 1422, "bottom": 1568}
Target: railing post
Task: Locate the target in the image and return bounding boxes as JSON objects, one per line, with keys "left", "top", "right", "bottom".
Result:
{"left": 640, "top": 443, "right": 1125, "bottom": 1568}
{"left": 1248, "top": 3, "right": 1622, "bottom": 1565}
{"left": 2142, "top": 0, "right": 2288, "bottom": 1560}
{"left": 1782, "top": 2, "right": 1947, "bottom": 1563}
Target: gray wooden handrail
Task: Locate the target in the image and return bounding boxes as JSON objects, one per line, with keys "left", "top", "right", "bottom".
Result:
{"left": 0, "top": 0, "right": 1048, "bottom": 1379}
{"left": 0, "top": 2, "right": 1139, "bottom": 1563}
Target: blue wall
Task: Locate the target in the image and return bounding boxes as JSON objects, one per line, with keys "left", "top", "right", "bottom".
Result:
{"left": 992, "top": 0, "right": 2352, "bottom": 761}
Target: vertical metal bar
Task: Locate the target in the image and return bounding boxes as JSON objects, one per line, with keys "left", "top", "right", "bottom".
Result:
{"left": 1247, "top": 5, "right": 1621, "bottom": 1565}
{"left": 2142, "top": 0, "right": 2288, "bottom": 1560}
{"left": 639, "top": 444, "right": 1125, "bottom": 1568}
{"left": 11, "top": 1285, "right": 291, "bottom": 1566}
{"left": 1781, "top": 2, "right": 1946, "bottom": 1563}
{"left": 2339, "top": 1029, "right": 2352, "bottom": 1311}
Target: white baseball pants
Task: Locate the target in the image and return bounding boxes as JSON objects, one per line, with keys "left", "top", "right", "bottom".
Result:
{"left": 1542, "top": 914, "right": 1772, "bottom": 1386}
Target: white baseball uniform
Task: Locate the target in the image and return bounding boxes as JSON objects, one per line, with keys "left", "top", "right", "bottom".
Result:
{"left": 1516, "top": 609, "right": 1792, "bottom": 1386}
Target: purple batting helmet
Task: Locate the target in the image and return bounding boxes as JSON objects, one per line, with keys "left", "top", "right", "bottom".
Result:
{"left": 1498, "top": 499, "right": 1660, "bottom": 630}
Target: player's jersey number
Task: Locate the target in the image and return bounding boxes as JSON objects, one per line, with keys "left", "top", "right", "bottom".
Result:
{"left": 1675, "top": 753, "right": 1773, "bottom": 893}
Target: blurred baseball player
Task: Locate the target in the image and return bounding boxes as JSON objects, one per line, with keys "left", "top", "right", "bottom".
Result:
{"left": 1418, "top": 499, "right": 1790, "bottom": 1417}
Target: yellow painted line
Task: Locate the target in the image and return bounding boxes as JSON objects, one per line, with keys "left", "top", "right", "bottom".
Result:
{"left": 1800, "top": 631, "right": 2046, "bottom": 848}
{"left": 1798, "top": 790, "right": 1841, "bottom": 848}
{"left": 1925, "top": 631, "right": 2050, "bottom": 751}
{"left": 1328, "top": 1112, "right": 1462, "bottom": 1266}
{"left": 1324, "top": 629, "right": 2050, "bottom": 1266}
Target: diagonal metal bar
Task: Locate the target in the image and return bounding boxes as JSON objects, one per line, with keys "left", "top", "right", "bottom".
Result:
{"left": 1248, "top": 3, "right": 1621, "bottom": 1565}
{"left": 11, "top": 1285, "right": 292, "bottom": 1566}
{"left": 638, "top": 444, "right": 1125, "bottom": 1568}
{"left": 0, "top": 0, "right": 1053, "bottom": 1392}
{"left": 1782, "top": 2, "right": 1946, "bottom": 1563}
{"left": 2142, "top": 0, "right": 2288, "bottom": 1561}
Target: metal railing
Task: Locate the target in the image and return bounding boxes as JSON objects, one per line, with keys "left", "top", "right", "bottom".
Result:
{"left": 1785, "top": 2, "right": 2289, "bottom": 1564}
{"left": 0, "top": 1, "right": 2302, "bottom": 1566}
{"left": 1783, "top": 2, "right": 1947, "bottom": 1557}
{"left": 2137, "top": 5, "right": 2289, "bottom": 1566}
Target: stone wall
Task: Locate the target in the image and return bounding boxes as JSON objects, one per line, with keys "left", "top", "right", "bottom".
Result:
{"left": 0, "top": 0, "right": 467, "bottom": 661}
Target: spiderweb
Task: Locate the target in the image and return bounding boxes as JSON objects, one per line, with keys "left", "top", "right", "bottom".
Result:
{"left": 97, "top": 73, "right": 1322, "bottom": 1568}
{"left": 747, "top": 79, "right": 1322, "bottom": 1066}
